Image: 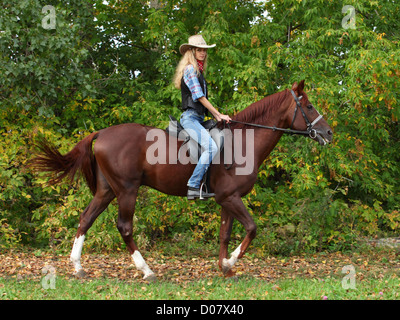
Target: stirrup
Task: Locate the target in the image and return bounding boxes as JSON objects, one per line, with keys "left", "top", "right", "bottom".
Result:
{"left": 199, "top": 180, "right": 215, "bottom": 200}
{"left": 187, "top": 185, "right": 215, "bottom": 201}
{"left": 199, "top": 180, "right": 207, "bottom": 200}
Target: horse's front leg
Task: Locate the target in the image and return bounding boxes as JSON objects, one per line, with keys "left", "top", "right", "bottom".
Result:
{"left": 219, "top": 195, "right": 257, "bottom": 277}
{"left": 218, "top": 209, "right": 235, "bottom": 277}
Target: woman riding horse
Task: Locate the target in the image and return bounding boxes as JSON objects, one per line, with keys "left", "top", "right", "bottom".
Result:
{"left": 173, "top": 35, "right": 231, "bottom": 200}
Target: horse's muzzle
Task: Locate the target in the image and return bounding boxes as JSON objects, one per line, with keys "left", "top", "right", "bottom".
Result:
{"left": 314, "top": 128, "right": 333, "bottom": 146}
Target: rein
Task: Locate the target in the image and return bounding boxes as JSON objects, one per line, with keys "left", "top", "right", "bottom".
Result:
{"left": 227, "top": 119, "right": 311, "bottom": 136}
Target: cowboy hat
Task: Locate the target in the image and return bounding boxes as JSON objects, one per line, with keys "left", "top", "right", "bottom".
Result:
{"left": 179, "top": 35, "right": 216, "bottom": 55}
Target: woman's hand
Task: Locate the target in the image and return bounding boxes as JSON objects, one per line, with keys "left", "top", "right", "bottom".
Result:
{"left": 198, "top": 97, "right": 232, "bottom": 123}
{"left": 216, "top": 113, "right": 232, "bottom": 123}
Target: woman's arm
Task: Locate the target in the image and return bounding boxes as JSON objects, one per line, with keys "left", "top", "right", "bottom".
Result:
{"left": 199, "top": 96, "right": 231, "bottom": 123}
{"left": 183, "top": 65, "right": 231, "bottom": 123}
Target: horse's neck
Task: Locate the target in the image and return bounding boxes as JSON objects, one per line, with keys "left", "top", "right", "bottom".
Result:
{"left": 253, "top": 127, "right": 285, "bottom": 170}
{"left": 233, "top": 90, "right": 289, "bottom": 125}
{"left": 231, "top": 90, "right": 291, "bottom": 172}
{"left": 249, "top": 96, "right": 290, "bottom": 170}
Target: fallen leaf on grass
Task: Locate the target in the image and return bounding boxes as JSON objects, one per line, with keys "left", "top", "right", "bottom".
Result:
{"left": 1, "top": 249, "right": 400, "bottom": 286}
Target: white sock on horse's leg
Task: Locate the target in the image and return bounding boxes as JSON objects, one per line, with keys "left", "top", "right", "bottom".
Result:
{"left": 131, "top": 250, "right": 156, "bottom": 281}
{"left": 70, "top": 234, "right": 85, "bottom": 273}
{"left": 222, "top": 243, "right": 242, "bottom": 271}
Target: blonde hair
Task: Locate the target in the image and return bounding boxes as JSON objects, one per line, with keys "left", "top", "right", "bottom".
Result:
{"left": 173, "top": 48, "right": 208, "bottom": 89}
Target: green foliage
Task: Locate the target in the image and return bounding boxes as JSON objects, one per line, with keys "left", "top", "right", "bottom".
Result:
{"left": 0, "top": 0, "right": 97, "bottom": 118}
{"left": 1, "top": 0, "right": 399, "bottom": 254}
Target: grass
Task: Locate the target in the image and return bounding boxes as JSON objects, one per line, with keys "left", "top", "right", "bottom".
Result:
{"left": 1, "top": 273, "right": 399, "bottom": 300}
{"left": 1, "top": 239, "right": 400, "bottom": 301}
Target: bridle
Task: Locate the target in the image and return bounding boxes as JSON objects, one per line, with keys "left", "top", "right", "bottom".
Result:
{"left": 289, "top": 89, "right": 323, "bottom": 138}
{"left": 227, "top": 90, "right": 324, "bottom": 138}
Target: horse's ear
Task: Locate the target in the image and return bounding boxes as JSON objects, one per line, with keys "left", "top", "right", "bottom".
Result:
{"left": 298, "top": 80, "right": 305, "bottom": 93}
{"left": 292, "top": 80, "right": 305, "bottom": 94}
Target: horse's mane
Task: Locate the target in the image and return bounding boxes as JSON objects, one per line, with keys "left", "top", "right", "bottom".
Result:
{"left": 230, "top": 89, "right": 289, "bottom": 128}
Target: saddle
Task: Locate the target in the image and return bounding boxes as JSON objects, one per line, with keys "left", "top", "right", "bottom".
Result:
{"left": 165, "top": 115, "right": 225, "bottom": 164}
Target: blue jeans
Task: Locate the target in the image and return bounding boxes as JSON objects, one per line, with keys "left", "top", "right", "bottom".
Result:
{"left": 180, "top": 109, "right": 218, "bottom": 188}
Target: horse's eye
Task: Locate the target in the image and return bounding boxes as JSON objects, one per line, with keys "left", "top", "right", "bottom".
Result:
{"left": 307, "top": 105, "right": 313, "bottom": 110}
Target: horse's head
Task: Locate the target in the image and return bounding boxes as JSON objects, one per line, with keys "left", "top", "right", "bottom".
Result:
{"left": 288, "top": 80, "right": 333, "bottom": 146}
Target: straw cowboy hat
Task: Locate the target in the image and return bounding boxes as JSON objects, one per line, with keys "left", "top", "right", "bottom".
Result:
{"left": 179, "top": 35, "right": 216, "bottom": 55}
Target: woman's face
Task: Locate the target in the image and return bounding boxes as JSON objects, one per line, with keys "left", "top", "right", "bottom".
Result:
{"left": 194, "top": 48, "right": 207, "bottom": 61}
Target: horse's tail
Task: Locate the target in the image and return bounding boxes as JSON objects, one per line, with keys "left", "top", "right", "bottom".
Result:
{"left": 31, "top": 132, "right": 99, "bottom": 194}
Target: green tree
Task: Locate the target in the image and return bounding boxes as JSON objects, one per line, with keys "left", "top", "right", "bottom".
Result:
{"left": 1, "top": 0, "right": 399, "bottom": 252}
{"left": 0, "top": 0, "right": 98, "bottom": 120}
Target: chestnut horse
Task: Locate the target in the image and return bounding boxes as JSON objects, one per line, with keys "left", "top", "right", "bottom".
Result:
{"left": 32, "top": 80, "right": 333, "bottom": 281}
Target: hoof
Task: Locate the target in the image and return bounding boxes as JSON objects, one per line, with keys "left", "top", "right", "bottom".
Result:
{"left": 74, "top": 269, "right": 87, "bottom": 278}
{"left": 221, "top": 258, "right": 233, "bottom": 275}
{"left": 221, "top": 265, "right": 231, "bottom": 275}
{"left": 224, "top": 269, "right": 236, "bottom": 278}
{"left": 144, "top": 273, "right": 157, "bottom": 283}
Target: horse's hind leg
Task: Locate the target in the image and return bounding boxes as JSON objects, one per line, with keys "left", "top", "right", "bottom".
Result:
{"left": 116, "top": 187, "right": 156, "bottom": 282}
{"left": 70, "top": 173, "right": 115, "bottom": 276}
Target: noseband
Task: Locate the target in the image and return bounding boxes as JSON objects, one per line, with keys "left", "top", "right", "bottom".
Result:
{"left": 228, "top": 90, "right": 324, "bottom": 138}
